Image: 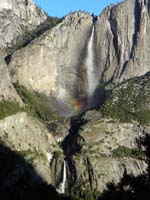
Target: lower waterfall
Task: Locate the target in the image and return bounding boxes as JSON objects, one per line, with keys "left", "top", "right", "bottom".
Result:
{"left": 56, "top": 159, "right": 67, "bottom": 194}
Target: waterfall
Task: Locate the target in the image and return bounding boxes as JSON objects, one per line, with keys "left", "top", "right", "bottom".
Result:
{"left": 85, "top": 26, "right": 99, "bottom": 103}
{"left": 56, "top": 159, "right": 67, "bottom": 194}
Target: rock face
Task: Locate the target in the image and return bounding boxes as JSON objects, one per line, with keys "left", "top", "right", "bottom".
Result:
{"left": 95, "top": 0, "right": 150, "bottom": 82}
{"left": 0, "top": 0, "right": 47, "bottom": 49}
{"left": 8, "top": 12, "right": 93, "bottom": 113}
{"left": 0, "top": 54, "right": 22, "bottom": 101}
{"left": 0, "top": 0, "right": 47, "bottom": 102}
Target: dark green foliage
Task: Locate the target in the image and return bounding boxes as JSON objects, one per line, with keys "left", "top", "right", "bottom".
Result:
{"left": 7, "top": 16, "right": 62, "bottom": 54}
{"left": 14, "top": 82, "right": 62, "bottom": 123}
{"left": 136, "top": 110, "right": 150, "bottom": 124}
{"left": 102, "top": 73, "right": 150, "bottom": 124}
{"left": 0, "top": 100, "right": 22, "bottom": 119}
{"left": 113, "top": 146, "right": 145, "bottom": 159}
{"left": 53, "top": 150, "right": 63, "bottom": 158}
{"left": 68, "top": 187, "right": 101, "bottom": 200}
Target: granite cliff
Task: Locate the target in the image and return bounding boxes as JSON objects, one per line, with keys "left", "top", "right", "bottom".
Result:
{"left": 95, "top": 0, "right": 150, "bottom": 82}
{"left": 8, "top": 12, "right": 93, "bottom": 113}
{"left": 6, "top": 0, "right": 150, "bottom": 113}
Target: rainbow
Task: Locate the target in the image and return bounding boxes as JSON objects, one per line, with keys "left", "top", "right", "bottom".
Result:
{"left": 70, "top": 98, "right": 84, "bottom": 114}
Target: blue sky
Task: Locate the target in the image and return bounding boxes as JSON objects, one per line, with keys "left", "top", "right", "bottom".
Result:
{"left": 33, "top": 0, "right": 122, "bottom": 17}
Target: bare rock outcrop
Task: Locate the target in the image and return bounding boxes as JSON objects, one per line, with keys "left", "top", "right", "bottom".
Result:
{"left": 0, "top": 0, "right": 47, "bottom": 49}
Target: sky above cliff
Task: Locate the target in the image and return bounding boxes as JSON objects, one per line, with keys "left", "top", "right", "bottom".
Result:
{"left": 33, "top": 0, "right": 122, "bottom": 17}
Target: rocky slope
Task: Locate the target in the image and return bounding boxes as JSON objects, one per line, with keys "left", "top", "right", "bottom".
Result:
{"left": 51, "top": 111, "right": 148, "bottom": 196}
{"left": 102, "top": 72, "right": 150, "bottom": 124}
{"left": 0, "top": 112, "right": 54, "bottom": 183}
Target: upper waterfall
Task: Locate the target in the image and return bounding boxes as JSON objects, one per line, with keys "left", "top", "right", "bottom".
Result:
{"left": 85, "top": 25, "right": 99, "bottom": 100}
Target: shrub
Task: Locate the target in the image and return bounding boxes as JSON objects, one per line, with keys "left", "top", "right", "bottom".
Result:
{"left": 113, "top": 146, "right": 145, "bottom": 159}
{"left": 68, "top": 187, "right": 101, "bottom": 200}
{"left": 53, "top": 150, "right": 63, "bottom": 158}
{"left": 13, "top": 82, "right": 62, "bottom": 124}
{"left": 0, "top": 100, "right": 22, "bottom": 119}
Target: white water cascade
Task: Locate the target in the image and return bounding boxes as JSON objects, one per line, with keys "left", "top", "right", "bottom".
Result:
{"left": 56, "top": 159, "right": 67, "bottom": 194}
{"left": 85, "top": 26, "right": 99, "bottom": 101}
